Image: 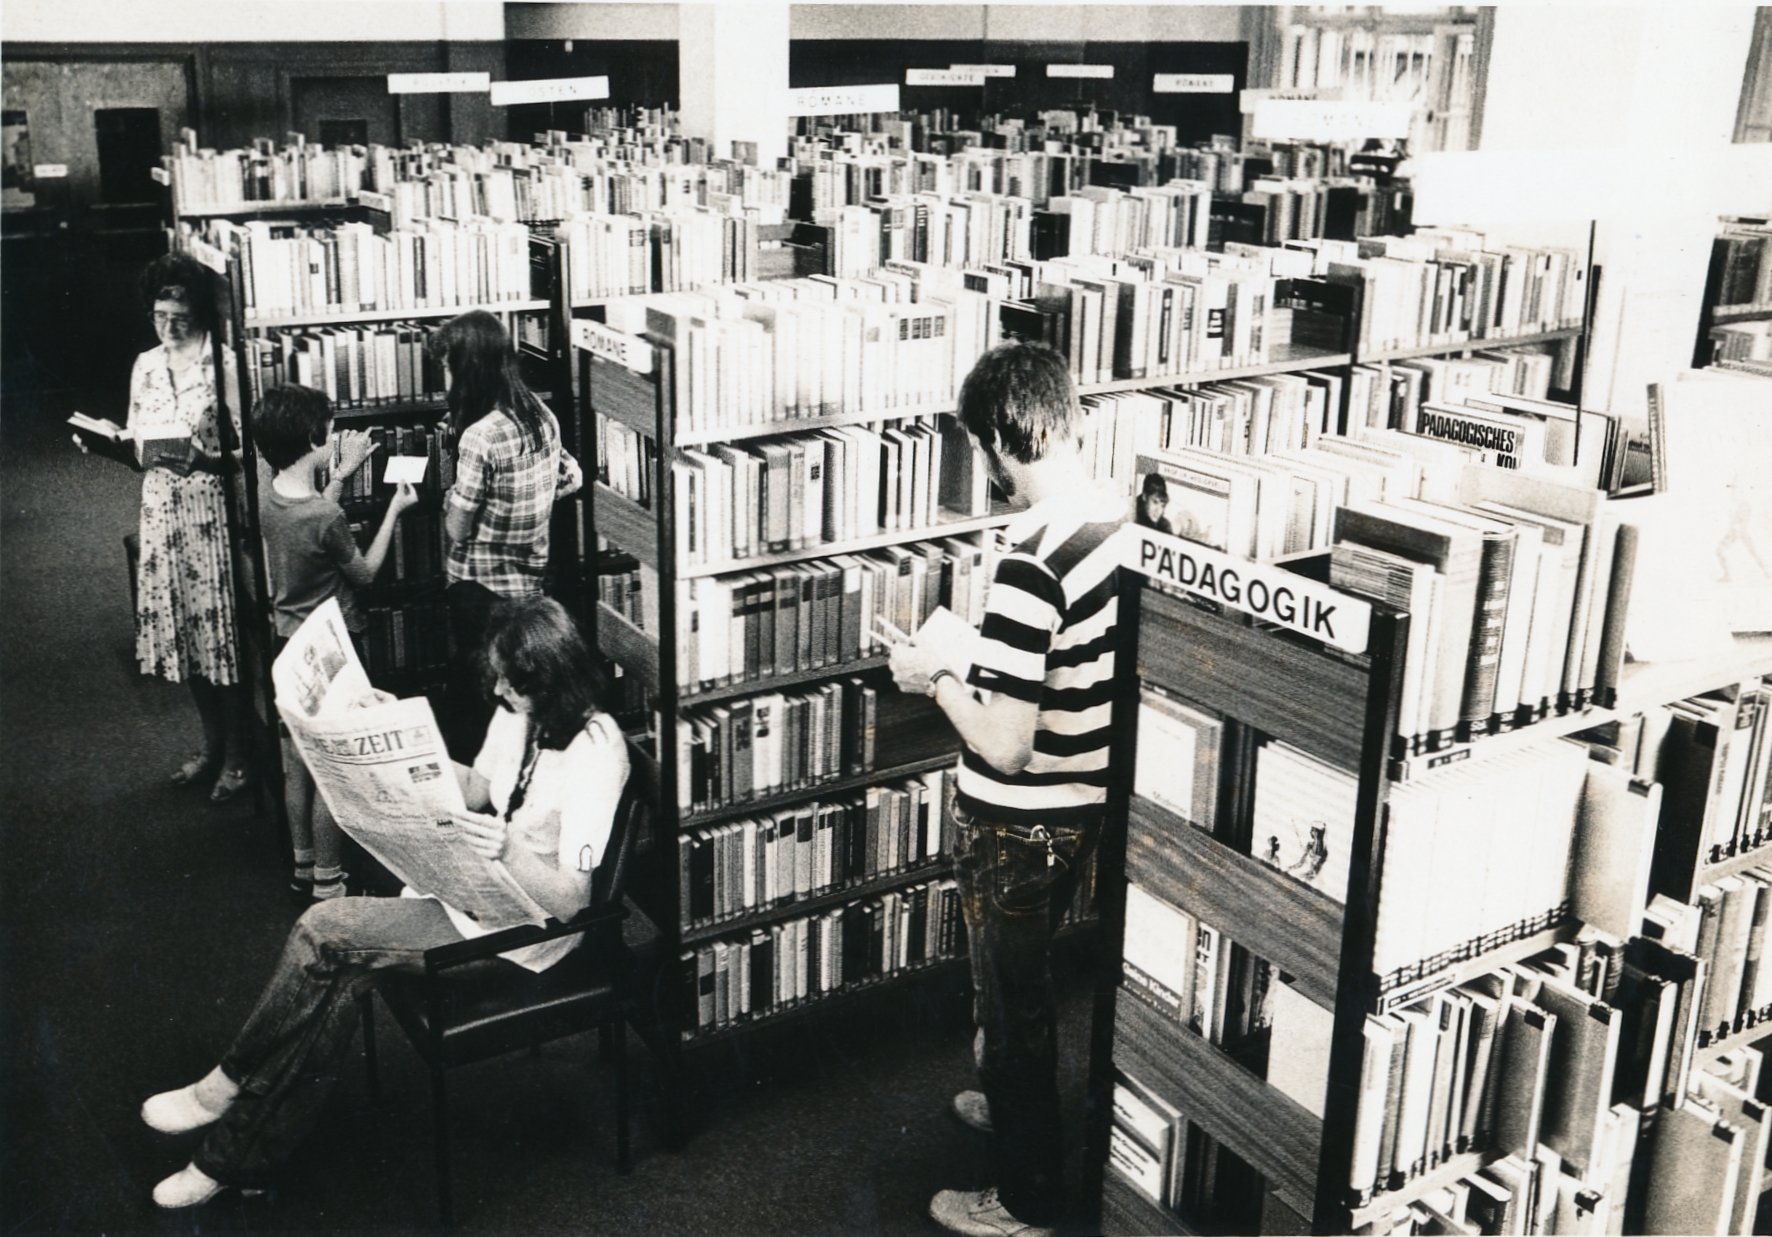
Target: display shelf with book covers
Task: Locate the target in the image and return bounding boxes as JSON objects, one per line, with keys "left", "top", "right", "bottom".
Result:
{"left": 572, "top": 326, "right": 1055, "bottom": 1051}
{"left": 1695, "top": 215, "right": 1772, "bottom": 369}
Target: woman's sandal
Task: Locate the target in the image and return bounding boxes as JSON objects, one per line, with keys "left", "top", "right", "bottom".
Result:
{"left": 170, "top": 753, "right": 220, "bottom": 788}
{"left": 208, "top": 766, "right": 251, "bottom": 803}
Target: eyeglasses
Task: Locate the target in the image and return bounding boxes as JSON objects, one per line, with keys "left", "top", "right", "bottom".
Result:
{"left": 152, "top": 312, "right": 195, "bottom": 329}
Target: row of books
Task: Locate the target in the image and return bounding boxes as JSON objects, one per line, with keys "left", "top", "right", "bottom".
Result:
{"left": 1643, "top": 873, "right": 1772, "bottom": 1060}
{"left": 673, "top": 676, "right": 879, "bottom": 813}
{"left": 1108, "top": 1072, "right": 1268, "bottom": 1232}
{"left": 677, "top": 772, "right": 950, "bottom": 930}
{"left": 665, "top": 418, "right": 981, "bottom": 566}
{"left": 1706, "top": 216, "right": 1772, "bottom": 312}
{"left": 344, "top": 506, "right": 445, "bottom": 588}
{"left": 557, "top": 206, "right": 779, "bottom": 301}
{"left": 184, "top": 216, "right": 535, "bottom": 320}
{"left": 245, "top": 321, "right": 447, "bottom": 411}
{"left": 680, "top": 879, "right": 965, "bottom": 1038}
{"left": 1709, "top": 317, "right": 1772, "bottom": 364}
{"left": 1120, "top": 882, "right": 1275, "bottom": 1054}
{"left": 328, "top": 424, "right": 455, "bottom": 503}
{"left": 1653, "top": 676, "right": 1772, "bottom": 880}
{"left": 672, "top": 535, "right": 992, "bottom": 693}
{"left": 594, "top": 553, "right": 658, "bottom": 635}
{"left": 356, "top": 599, "right": 451, "bottom": 682}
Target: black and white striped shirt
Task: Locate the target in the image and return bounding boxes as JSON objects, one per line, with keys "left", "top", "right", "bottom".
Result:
{"left": 958, "top": 490, "right": 1127, "bottom": 827}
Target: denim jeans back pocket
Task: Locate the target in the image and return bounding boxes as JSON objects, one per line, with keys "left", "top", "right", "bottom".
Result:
{"left": 988, "top": 824, "right": 1085, "bottom": 915}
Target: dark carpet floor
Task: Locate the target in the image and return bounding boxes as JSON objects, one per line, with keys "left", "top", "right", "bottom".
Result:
{"left": 0, "top": 401, "right": 1104, "bottom": 1237}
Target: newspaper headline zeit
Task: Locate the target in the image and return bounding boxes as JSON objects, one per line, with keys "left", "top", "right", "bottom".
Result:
{"left": 304, "top": 725, "right": 434, "bottom": 759}
{"left": 1117, "top": 526, "right": 1372, "bottom": 655}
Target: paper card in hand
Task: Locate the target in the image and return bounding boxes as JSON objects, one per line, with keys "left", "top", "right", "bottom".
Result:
{"left": 383, "top": 454, "right": 428, "bottom": 485}
{"left": 915, "top": 605, "right": 980, "bottom": 682}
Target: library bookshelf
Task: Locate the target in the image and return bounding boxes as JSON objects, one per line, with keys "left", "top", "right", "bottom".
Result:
{"left": 1092, "top": 556, "right": 1772, "bottom": 1234}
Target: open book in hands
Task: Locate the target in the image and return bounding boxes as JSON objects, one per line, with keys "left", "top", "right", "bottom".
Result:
{"left": 877, "top": 605, "right": 980, "bottom": 683}
{"left": 69, "top": 413, "right": 192, "bottom": 472}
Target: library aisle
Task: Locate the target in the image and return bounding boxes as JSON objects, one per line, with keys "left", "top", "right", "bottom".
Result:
{"left": 0, "top": 407, "right": 1095, "bottom": 1234}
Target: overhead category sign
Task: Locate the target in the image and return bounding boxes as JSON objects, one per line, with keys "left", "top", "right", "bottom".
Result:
{"left": 1117, "top": 525, "right": 1372, "bottom": 654}
{"left": 1251, "top": 98, "right": 1411, "bottom": 142}
{"left": 783, "top": 84, "right": 902, "bottom": 116}
{"left": 907, "top": 69, "right": 986, "bottom": 87}
{"left": 1153, "top": 74, "right": 1235, "bottom": 94}
{"left": 572, "top": 318, "right": 654, "bottom": 375}
{"left": 388, "top": 73, "right": 491, "bottom": 94}
{"left": 949, "top": 64, "right": 1016, "bottom": 78}
{"left": 1047, "top": 64, "right": 1115, "bottom": 79}
{"left": 489, "top": 77, "right": 611, "bottom": 107}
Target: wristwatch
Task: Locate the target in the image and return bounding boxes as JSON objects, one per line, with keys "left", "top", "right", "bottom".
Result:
{"left": 926, "top": 667, "right": 956, "bottom": 697}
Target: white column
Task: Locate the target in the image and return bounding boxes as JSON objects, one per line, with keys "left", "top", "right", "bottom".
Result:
{"left": 678, "top": 2, "right": 790, "bottom": 166}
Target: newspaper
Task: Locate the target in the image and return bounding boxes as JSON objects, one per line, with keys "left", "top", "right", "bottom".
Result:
{"left": 273, "top": 598, "right": 550, "bottom": 930}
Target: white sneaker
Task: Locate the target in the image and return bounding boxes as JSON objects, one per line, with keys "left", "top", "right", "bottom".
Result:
{"left": 952, "top": 1089, "right": 993, "bottom": 1134}
{"left": 928, "top": 1187, "right": 1056, "bottom": 1237}
{"left": 142, "top": 1083, "right": 227, "bottom": 1135}
{"left": 152, "top": 1163, "right": 226, "bottom": 1208}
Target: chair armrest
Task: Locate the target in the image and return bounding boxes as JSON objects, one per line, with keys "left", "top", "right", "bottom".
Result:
{"left": 422, "top": 901, "right": 629, "bottom": 975}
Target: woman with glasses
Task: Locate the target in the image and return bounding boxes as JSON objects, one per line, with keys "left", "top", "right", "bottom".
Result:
{"left": 112, "top": 253, "right": 252, "bottom": 800}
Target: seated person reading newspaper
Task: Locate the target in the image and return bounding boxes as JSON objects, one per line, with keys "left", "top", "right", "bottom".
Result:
{"left": 138, "top": 595, "right": 628, "bottom": 1208}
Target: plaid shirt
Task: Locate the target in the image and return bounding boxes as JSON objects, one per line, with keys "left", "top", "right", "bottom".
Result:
{"left": 446, "top": 405, "right": 560, "bottom": 597}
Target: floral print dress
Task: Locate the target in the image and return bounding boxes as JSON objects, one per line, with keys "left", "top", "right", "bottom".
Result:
{"left": 130, "top": 339, "right": 241, "bottom": 685}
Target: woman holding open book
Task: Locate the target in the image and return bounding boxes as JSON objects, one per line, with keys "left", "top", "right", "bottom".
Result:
{"left": 97, "top": 254, "right": 253, "bottom": 801}
{"left": 138, "top": 595, "right": 628, "bottom": 1208}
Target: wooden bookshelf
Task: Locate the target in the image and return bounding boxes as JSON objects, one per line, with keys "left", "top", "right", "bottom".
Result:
{"left": 1127, "top": 798, "right": 1342, "bottom": 1011}
{"left": 1101, "top": 1168, "right": 1198, "bottom": 1237}
{"left": 590, "top": 483, "right": 657, "bottom": 561}
{"left": 682, "top": 751, "right": 958, "bottom": 829}
{"left": 594, "top": 600, "right": 658, "bottom": 685}
{"left": 682, "top": 654, "right": 892, "bottom": 705}
{"left": 1115, "top": 995, "right": 1324, "bottom": 1216}
{"left": 678, "top": 508, "right": 1013, "bottom": 579}
{"left": 1711, "top": 305, "right": 1772, "bottom": 325}
{"left": 681, "top": 859, "right": 952, "bottom": 945}
{"left": 178, "top": 198, "right": 353, "bottom": 217}
{"left": 679, "top": 953, "right": 969, "bottom": 1048}
{"left": 1346, "top": 1150, "right": 1490, "bottom": 1231}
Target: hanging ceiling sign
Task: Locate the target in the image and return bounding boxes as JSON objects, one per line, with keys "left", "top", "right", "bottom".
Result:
{"left": 949, "top": 64, "right": 1016, "bottom": 78}
{"left": 489, "top": 77, "right": 611, "bottom": 107}
{"left": 1047, "top": 64, "right": 1115, "bottom": 79}
{"left": 387, "top": 73, "right": 491, "bottom": 94}
{"left": 32, "top": 163, "right": 67, "bottom": 179}
{"left": 907, "top": 69, "right": 986, "bottom": 87}
{"left": 1153, "top": 74, "right": 1235, "bottom": 94}
{"left": 1251, "top": 98, "right": 1411, "bottom": 142}
{"left": 783, "top": 84, "right": 901, "bottom": 116}
{"left": 1116, "top": 525, "right": 1372, "bottom": 654}
{"left": 1239, "top": 87, "right": 1342, "bottom": 114}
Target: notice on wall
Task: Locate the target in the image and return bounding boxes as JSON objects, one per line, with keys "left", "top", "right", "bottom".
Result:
{"left": 1115, "top": 525, "right": 1372, "bottom": 654}
{"left": 489, "top": 77, "right": 611, "bottom": 107}
{"left": 1251, "top": 98, "right": 1411, "bottom": 142}
{"left": 31, "top": 163, "right": 67, "bottom": 179}
{"left": 907, "top": 69, "right": 986, "bottom": 87}
{"left": 782, "top": 84, "right": 901, "bottom": 116}
{"left": 1153, "top": 74, "right": 1235, "bottom": 94}
{"left": 949, "top": 64, "right": 1016, "bottom": 78}
{"left": 572, "top": 318, "right": 654, "bottom": 375}
{"left": 1047, "top": 64, "right": 1115, "bottom": 79}
{"left": 388, "top": 72, "right": 492, "bottom": 95}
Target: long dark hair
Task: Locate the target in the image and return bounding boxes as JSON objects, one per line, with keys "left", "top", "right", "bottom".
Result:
{"left": 426, "top": 310, "right": 548, "bottom": 447}
{"left": 483, "top": 596, "right": 607, "bottom": 751}
{"left": 139, "top": 252, "right": 217, "bottom": 336}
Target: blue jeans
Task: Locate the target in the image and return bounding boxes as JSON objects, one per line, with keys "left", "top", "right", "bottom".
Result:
{"left": 193, "top": 897, "right": 474, "bottom": 1187}
{"left": 952, "top": 797, "right": 1097, "bottom": 1228}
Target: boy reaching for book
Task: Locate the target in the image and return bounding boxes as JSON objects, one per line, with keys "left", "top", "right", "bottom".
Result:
{"left": 886, "top": 341, "right": 1127, "bottom": 1237}
{"left": 252, "top": 384, "right": 417, "bottom": 900}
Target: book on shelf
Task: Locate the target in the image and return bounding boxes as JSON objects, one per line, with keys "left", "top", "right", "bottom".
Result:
{"left": 1691, "top": 1056, "right": 1771, "bottom": 1236}
{"left": 678, "top": 876, "right": 963, "bottom": 1038}
{"left": 1133, "top": 685, "right": 1221, "bottom": 834}
{"left": 1121, "top": 881, "right": 1197, "bottom": 1025}
{"left": 1110, "top": 1069, "right": 1186, "bottom": 1209}
{"left": 1639, "top": 1096, "right": 1749, "bottom": 1237}
{"left": 1250, "top": 738, "right": 1357, "bottom": 903}
{"left": 1567, "top": 759, "right": 1663, "bottom": 944}
{"left": 1266, "top": 974, "right": 1333, "bottom": 1120}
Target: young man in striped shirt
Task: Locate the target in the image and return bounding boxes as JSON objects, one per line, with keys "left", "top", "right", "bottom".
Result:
{"left": 889, "top": 341, "right": 1127, "bottom": 1237}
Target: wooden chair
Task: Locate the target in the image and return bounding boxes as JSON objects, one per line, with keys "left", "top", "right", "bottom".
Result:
{"left": 362, "top": 739, "right": 655, "bottom": 1227}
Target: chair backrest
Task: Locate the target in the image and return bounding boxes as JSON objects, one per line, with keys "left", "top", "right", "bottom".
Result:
{"left": 590, "top": 736, "right": 656, "bottom": 911}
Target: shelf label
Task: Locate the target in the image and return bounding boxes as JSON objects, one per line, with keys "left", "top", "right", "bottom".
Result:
{"left": 907, "top": 69, "right": 986, "bottom": 87}
{"left": 1252, "top": 98, "right": 1412, "bottom": 142}
{"left": 1047, "top": 64, "right": 1114, "bottom": 79}
{"left": 1117, "top": 526, "right": 1372, "bottom": 654}
{"left": 1238, "top": 86, "right": 1341, "bottom": 114}
{"left": 949, "top": 64, "right": 1016, "bottom": 78}
{"left": 572, "top": 318, "right": 653, "bottom": 374}
{"left": 490, "top": 76, "right": 611, "bottom": 107}
{"left": 186, "top": 238, "right": 229, "bottom": 275}
{"left": 150, "top": 166, "right": 171, "bottom": 185}
{"left": 32, "top": 163, "right": 68, "bottom": 179}
{"left": 352, "top": 189, "right": 394, "bottom": 212}
{"left": 783, "top": 84, "right": 901, "bottom": 116}
{"left": 1153, "top": 74, "right": 1234, "bottom": 94}
{"left": 388, "top": 72, "right": 491, "bottom": 94}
